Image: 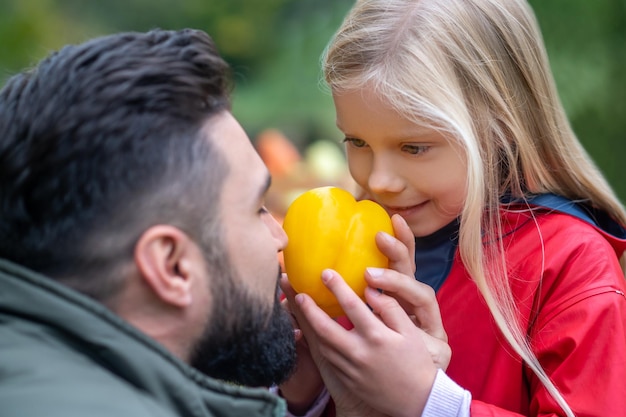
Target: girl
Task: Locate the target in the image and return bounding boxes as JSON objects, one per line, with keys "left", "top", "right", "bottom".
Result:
{"left": 279, "top": 0, "right": 626, "bottom": 416}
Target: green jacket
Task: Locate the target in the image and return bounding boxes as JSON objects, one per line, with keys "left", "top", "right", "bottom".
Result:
{"left": 0, "top": 259, "right": 286, "bottom": 417}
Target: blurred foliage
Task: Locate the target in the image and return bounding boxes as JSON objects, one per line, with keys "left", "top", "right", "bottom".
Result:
{"left": 529, "top": 0, "right": 626, "bottom": 201}
{"left": 0, "top": 0, "right": 625, "bottom": 200}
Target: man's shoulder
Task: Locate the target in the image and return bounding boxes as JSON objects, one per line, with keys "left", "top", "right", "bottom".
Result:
{"left": 0, "top": 326, "right": 178, "bottom": 417}
{"left": 0, "top": 356, "right": 180, "bottom": 417}
{"left": 0, "top": 392, "right": 178, "bottom": 417}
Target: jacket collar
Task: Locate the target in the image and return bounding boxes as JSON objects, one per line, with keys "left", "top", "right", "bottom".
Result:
{"left": 505, "top": 193, "right": 626, "bottom": 256}
{"left": 414, "top": 193, "right": 626, "bottom": 292}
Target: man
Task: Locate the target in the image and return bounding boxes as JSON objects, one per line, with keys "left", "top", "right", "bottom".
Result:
{"left": 0, "top": 28, "right": 296, "bottom": 417}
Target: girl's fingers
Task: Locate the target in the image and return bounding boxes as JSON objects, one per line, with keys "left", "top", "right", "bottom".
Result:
{"left": 364, "top": 278, "right": 452, "bottom": 370}
{"left": 314, "top": 269, "right": 379, "bottom": 332}
{"left": 363, "top": 286, "right": 418, "bottom": 334}
{"left": 317, "top": 269, "right": 419, "bottom": 340}
{"left": 392, "top": 214, "right": 416, "bottom": 272}
{"left": 375, "top": 214, "right": 416, "bottom": 277}
{"left": 292, "top": 290, "right": 366, "bottom": 374}
{"left": 365, "top": 268, "right": 446, "bottom": 341}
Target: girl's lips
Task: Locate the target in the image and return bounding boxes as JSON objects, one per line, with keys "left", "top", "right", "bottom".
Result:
{"left": 383, "top": 201, "right": 428, "bottom": 218}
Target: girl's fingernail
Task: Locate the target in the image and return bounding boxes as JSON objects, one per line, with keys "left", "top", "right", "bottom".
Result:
{"left": 379, "top": 231, "right": 395, "bottom": 244}
{"left": 295, "top": 294, "right": 305, "bottom": 305}
{"left": 367, "top": 267, "right": 385, "bottom": 277}
{"left": 321, "top": 269, "right": 333, "bottom": 283}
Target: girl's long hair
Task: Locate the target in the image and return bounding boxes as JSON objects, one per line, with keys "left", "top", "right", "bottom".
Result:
{"left": 322, "top": 0, "right": 626, "bottom": 415}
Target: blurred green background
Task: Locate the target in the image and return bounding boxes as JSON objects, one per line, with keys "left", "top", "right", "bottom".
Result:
{"left": 1, "top": 0, "right": 625, "bottom": 201}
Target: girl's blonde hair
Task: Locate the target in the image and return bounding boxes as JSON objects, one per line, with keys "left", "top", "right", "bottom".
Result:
{"left": 322, "top": 0, "right": 626, "bottom": 415}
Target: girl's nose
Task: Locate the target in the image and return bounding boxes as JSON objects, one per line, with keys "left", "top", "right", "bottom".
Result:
{"left": 367, "top": 156, "right": 404, "bottom": 194}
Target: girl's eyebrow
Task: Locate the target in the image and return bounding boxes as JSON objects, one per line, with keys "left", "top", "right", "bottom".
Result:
{"left": 337, "top": 118, "right": 437, "bottom": 140}
{"left": 340, "top": 129, "right": 440, "bottom": 142}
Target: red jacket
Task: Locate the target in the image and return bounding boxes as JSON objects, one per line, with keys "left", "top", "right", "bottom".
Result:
{"left": 320, "top": 201, "right": 626, "bottom": 416}
{"left": 441, "top": 206, "right": 626, "bottom": 416}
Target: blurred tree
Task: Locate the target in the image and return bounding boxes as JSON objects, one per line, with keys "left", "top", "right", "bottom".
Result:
{"left": 231, "top": 0, "right": 353, "bottom": 148}
{"left": 0, "top": 0, "right": 292, "bottom": 74}
{"left": 54, "top": 0, "right": 293, "bottom": 69}
{"left": 0, "top": 0, "right": 97, "bottom": 78}
{"left": 0, "top": 0, "right": 350, "bottom": 146}
{"left": 0, "top": 0, "right": 624, "bottom": 199}
{"left": 529, "top": 0, "right": 626, "bottom": 200}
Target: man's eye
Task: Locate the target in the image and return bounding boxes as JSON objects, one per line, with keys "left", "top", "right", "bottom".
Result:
{"left": 342, "top": 137, "right": 367, "bottom": 148}
{"left": 402, "top": 144, "right": 430, "bottom": 155}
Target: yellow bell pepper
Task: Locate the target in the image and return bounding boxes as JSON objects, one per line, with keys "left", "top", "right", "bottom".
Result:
{"left": 282, "top": 186, "right": 394, "bottom": 317}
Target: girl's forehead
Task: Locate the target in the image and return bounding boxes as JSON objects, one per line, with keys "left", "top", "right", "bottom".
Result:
{"left": 334, "top": 90, "right": 430, "bottom": 134}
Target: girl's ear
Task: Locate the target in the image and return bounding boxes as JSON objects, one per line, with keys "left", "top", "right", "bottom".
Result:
{"left": 134, "top": 225, "right": 200, "bottom": 308}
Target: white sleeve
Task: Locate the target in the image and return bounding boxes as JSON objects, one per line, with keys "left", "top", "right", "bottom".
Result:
{"left": 272, "top": 369, "right": 470, "bottom": 417}
{"left": 269, "top": 386, "right": 331, "bottom": 417}
{"left": 422, "top": 369, "right": 471, "bottom": 417}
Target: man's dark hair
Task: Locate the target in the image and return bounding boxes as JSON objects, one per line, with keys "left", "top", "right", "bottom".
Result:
{"left": 0, "top": 29, "right": 232, "bottom": 300}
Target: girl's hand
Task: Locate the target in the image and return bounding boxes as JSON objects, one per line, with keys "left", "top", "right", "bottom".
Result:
{"left": 281, "top": 274, "right": 389, "bottom": 417}
{"left": 292, "top": 269, "right": 439, "bottom": 417}
{"left": 369, "top": 214, "right": 451, "bottom": 369}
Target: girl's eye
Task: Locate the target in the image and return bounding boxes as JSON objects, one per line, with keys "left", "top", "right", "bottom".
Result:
{"left": 342, "top": 137, "right": 367, "bottom": 148}
{"left": 401, "top": 144, "right": 430, "bottom": 155}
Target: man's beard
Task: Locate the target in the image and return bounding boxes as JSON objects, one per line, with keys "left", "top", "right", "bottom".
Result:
{"left": 189, "top": 267, "right": 296, "bottom": 387}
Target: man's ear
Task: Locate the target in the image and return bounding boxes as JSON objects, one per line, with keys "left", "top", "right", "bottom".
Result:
{"left": 134, "top": 225, "right": 200, "bottom": 308}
